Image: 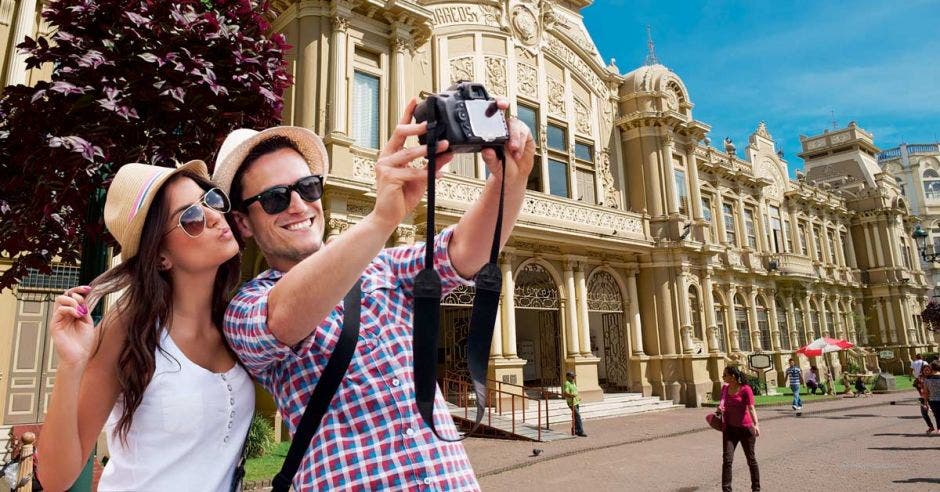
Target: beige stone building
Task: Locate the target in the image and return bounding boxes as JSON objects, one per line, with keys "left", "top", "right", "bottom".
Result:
{"left": 878, "top": 142, "right": 940, "bottom": 291}
{"left": 1, "top": 0, "right": 937, "bottom": 441}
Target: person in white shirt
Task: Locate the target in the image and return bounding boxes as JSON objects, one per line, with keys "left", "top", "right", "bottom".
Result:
{"left": 912, "top": 354, "right": 927, "bottom": 379}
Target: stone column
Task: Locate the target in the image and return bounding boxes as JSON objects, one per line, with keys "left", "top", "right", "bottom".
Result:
{"left": 875, "top": 299, "right": 888, "bottom": 344}
{"left": 786, "top": 296, "right": 799, "bottom": 349}
{"left": 491, "top": 304, "right": 504, "bottom": 358}
{"left": 626, "top": 269, "right": 645, "bottom": 355}
{"left": 820, "top": 293, "right": 831, "bottom": 337}
{"left": 899, "top": 296, "right": 913, "bottom": 346}
{"left": 676, "top": 269, "right": 694, "bottom": 354}
{"left": 886, "top": 299, "right": 899, "bottom": 344}
{"left": 564, "top": 264, "right": 581, "bottom": 356}
{"left": 728, "top": 286, "right": 741, "bottom": 352}
{"left": 736, "top": 193, "right": 748, "bottom": 249}
{"left": 500, "top": 256, "right": 518, "bottom": 357}
{"left": 389, "top": 30, "right": 409, "bottom": 130}
{"left": 768, "top": 291, "right": 780, "bottom": 351}
{"left": 702, "top": 272, "right": 720, "bottom": 353}
{"left": 662, "top": 135, "right": 679, "bottom": 215}
{"left": 787, "top": 206, "right": 801, "bottom": 254}
{"left": 869, "top": 223, "right": 886, "bottom": 267}
{"left": 749, "top": 290, "right": 762, "bottom": 351}
{"left": 801, "top": 296, "right": 814, "bottom": 341}
{"left": 844, "top": 229, "right": 858, "bottom": 268}
{"left": 328, "top": 14, "right": 350, "bottom": 136}
{"left": 716, "top": 189, "right": 728, "bottom": 244}
{"left": 4, "top": 0, "right": 37, "bottom": 86}
{"left": 575, "top": 264, "right": 592, "bottom": 357}
{"left": 685, "top": 144, "right": 704, "bottom": 220}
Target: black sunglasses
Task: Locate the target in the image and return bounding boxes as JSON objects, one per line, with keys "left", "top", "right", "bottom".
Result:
{"left": 241, "top": 175, "right": 324, "bottom": 214}
{"left": 164, "top": 188, "right": 231, "bottom": 238}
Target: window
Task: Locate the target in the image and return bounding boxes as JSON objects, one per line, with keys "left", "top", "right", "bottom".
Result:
{"left": 783, "top": 219, "right": 793, "bottom": 253}
{"left": 776, "top": 298, "right": 791, "bottom": 350}
{"left": 352, "top": 71, "right": 380, "bottom": 149}
{"left": 675, "top": 169, "right": 688, "bottom": 215}
{"left": 723, "top": 202, "right": 736, "bottom": 245}
{"left": 933, "top": 228, "right": 940, "bottom": 253}
{"left": 794, "top": 304, "right": 806, "bottom": 347}
{"left": 901, "top": 236, "right": 912, "bottom": 269}
{"left": 574, "top": 142, "right": 595, "bottom": 204}
{"left": 519, "top": 104, "right": 543, "bottom": 192}
{"left": 810, "top": 303, "right": 820, "bottom": 338}
{"left": 702, "top": 196, "right": 713, "bottom": 243}
{"left": 734, "top": 295, "right": 752, "bottom": 352}
{"left": 757, "top": 299, "right": 771, "bottom": 350}
{"left": 714, "top": 293, "right": 728, "bottom": 353}
{"left": 798, "top": 223, "right": 808, "bottom": 256}
{"left": 548, "top": 158, "right": 569, "bottom": 198}
{"left": 547, "top": 124, "right": 566, "bottom": 151}
{"left": 768, "top": 206, "right": 783, "bottom": 253}
{"left": 689, "top": 286, "right": 703, "bottom": 340}
{"left": 744, "top": 208, "right": 757, "bottom": 248}
{"left": 841, "top": 233, "right": 851, "bottom": 265}
{"left": 449, "top": 153, "right": 476, "bottom": 178}
{"left": 825, "top": 303, "right": 834, "bottom": 336}
{"left": 924, "top": 170, "right": 940, "bottom": 200}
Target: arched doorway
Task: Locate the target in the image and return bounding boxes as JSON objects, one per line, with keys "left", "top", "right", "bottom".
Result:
{"left": 440, "top": 285, "right": 475, "bottom": 380}
{"left": 514, "top": 263, "right": 563, "bottom": 388}
{"left": 734, "top": 294, "right": 752, "bottom": 352}
{"left": 586, "top": 270, "right": 628, "bottom": 391}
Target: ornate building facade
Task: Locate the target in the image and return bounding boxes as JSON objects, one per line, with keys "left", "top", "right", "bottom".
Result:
{"left": 1, "top": 1, "right": 938, "bottom": 436}
{"left": 878, "top": 142, "right": 940, "bottom": 291}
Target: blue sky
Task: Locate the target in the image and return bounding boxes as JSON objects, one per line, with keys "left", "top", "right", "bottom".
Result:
{"left": 582, "top": 0, "right": 940, "bottom": 177}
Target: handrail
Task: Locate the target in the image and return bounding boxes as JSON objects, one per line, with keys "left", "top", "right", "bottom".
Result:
{"left": 439, "top": 375, "right": 551, "bottom": 441}
{"left": 485, "top": 377, "right": 564, "bottom": 400}
{"left": 15, "top": 432, "right": 34, "bottom": 492}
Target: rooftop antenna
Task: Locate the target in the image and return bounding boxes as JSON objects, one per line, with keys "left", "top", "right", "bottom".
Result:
{"left": 644, "top": 24, "right": 659, "bottom": 66}
{"left": 830, "top": 109, "right": 838, "bottom": 130}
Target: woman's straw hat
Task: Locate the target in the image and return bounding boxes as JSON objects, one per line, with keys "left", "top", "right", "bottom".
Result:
{"left": 212, "top": 126, "right": 329, "bottom": 199}
{"left": 103, "top": 160, "right": 209, "bottom": 259}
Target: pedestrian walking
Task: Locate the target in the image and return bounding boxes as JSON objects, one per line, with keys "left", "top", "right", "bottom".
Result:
{"left": 922, "top": 361, "right": 940, "bottom": 435}
{"left": 563, "top": 371, "right": 587, "bottom": 437}
{"left": 38, "top": 163, "right": 254, "bottom": 491}
{"left": 915, "top": 363, "right": 935, "bottom": 434}
{"left": 785, "top": 358, "right": 803, "bottom": 410}
{"left": 911, "top": 353, "right": 926, "bottom": 379}
{"left": 718, "top": 366, "right": 761, "bottom": 492}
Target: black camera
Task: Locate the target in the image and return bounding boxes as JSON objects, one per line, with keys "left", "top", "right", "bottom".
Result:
{"left": 414, "top": 82, "right": 509, "bottom": 154}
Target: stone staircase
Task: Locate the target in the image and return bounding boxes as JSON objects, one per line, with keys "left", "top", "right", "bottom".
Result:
{"left": 446, "top": 392, "right": 680, "bottom": 442}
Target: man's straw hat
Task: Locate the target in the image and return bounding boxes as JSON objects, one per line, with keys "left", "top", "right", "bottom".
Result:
{"left": 104, "top": 160, "right": 209, "bottom": 259}
{"left": 212, "top": 126, "right": 329, "bottom": 199}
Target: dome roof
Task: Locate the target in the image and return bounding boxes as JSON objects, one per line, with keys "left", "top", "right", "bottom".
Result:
{"left": 621, "top": 63, "right": 685, "bottom": 94}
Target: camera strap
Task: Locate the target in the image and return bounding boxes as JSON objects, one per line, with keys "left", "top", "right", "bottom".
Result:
{"left": 413, "top": 96, "right": 505, "bottom": 442}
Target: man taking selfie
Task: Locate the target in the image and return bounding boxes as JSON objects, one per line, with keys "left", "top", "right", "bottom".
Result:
{"left": 215, "top": 94, "right": 534, "bottom": 490}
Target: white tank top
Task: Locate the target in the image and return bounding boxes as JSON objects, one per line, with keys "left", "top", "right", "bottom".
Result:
{"left": 98, "top": 330, "right": 255, "bottom": 492}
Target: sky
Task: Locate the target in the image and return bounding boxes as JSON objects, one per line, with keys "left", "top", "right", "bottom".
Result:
{"left": 581, "top": 0, "right": 940, "bottom": 177}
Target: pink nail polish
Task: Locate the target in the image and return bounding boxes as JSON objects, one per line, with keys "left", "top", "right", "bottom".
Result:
{"left": 78, "top": 305, "right": 87, "bottom": 316}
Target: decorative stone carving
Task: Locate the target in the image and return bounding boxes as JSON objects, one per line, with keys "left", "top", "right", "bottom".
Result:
{"left": 727, "top": 250, "right": 742, "bottom": 267}
{"left": 352, "top": 155, "right": 376, "bottom": 181}
{"left": 331, "top": 16, "right": 349, "bottom": 32}
{"left": 484, "top": 56, "right": 508, "bottom": 97}
{"left": 328, "top": 217, "right": 350, "bottom": 235}
{"left": 517, "top": 63, "right": 538, "bottom": 97}
{"left": 542, "top": 35, "right": 607, "bottom": 96}
{"left": 574, "top": 97, "right": 591, "bottom": 135}
{"left": 831, "top": 132, "right": 851, "bottom": 144}
{"left": 430, "top": 4, "right": 503, "bottom": 29}
{"left": 450, "top": 56, "right": 474, "bottom": 84}
{"left": 396, "top": 225, "right": 416, "bottom": 243}
{"left": 598, "top": 152, "right": 621, "bottom": 209}
{"left": 511, "top": 4, "right": 540, "bottom": 47}
{"left": 756, "top": 121, "right": 773, "bottom": 140}
{"left": 347, "top": 201, "right": 373, "bottom": 217}
{"left": 547, "top": 77, "right": 565, "bottom": 117}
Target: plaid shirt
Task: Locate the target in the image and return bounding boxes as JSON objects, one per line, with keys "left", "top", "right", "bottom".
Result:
{"left": 224, "top": 227, "right": 479, "bottom": 491}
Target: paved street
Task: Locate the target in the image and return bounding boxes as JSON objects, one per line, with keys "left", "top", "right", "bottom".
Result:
{"left": 464, "top": 393, "right": 939, "bottom": 491}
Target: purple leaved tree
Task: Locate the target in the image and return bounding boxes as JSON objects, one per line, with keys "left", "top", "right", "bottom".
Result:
{"left": 0, "top": 0, "right": 291, "bottom": 289}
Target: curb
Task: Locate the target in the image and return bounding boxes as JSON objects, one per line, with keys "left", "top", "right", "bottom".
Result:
{"left": 476, "top": 396, "right": 919, "bottom": 479}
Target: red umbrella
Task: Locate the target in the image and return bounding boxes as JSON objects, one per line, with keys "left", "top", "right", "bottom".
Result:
{"left": 796, "top": 337, "right": 854, "bottom": 357}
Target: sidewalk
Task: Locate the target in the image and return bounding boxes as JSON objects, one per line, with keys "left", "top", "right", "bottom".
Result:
{"left": 464, "top": 391, "right": 920, "bottom": 479}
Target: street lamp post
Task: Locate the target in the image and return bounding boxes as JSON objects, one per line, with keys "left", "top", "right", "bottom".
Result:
{"left": 912, "top": 225, "right": 940, "bottom": 262}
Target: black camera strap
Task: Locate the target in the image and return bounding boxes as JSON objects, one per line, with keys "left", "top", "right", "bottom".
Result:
{"left": 271, "top": 279, "right": 361, "bottom": 492}
{"left": 413, "top": 96, "right": 505, "bottom": 441}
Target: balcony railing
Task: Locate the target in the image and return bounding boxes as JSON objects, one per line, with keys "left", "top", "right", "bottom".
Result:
{"left": 776, "top": 253, "right": 816, "bottom": 277}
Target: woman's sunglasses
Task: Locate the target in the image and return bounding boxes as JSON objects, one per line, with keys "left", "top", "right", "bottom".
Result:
{"left": 165, "top": 188, "right": 231, "bottom": 238}
{"left": 241, "top": 175, "right": 323, "bottom": 215}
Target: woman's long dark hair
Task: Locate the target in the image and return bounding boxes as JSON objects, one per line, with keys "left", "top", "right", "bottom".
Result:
{"left": 724, "top": 366, "right": 747, "bottom": 385}
{"left": 85, "top": 171, "right": 241, "bottom": 442}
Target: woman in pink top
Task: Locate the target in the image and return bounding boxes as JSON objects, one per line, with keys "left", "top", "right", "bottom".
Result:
{"left": 717, "top": 366, "right": 761, "bottom": 491}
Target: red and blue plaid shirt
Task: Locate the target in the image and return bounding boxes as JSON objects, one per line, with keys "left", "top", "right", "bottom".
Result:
{"left": 224, "top": 226, "right": 479, "bottom": 491}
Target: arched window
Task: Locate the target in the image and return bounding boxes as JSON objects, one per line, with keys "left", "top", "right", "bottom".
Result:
{"left": 756, "top": 297, "right": 771, "bottom": 350}
{"left": 714, "top": 291, "right": 728, "bottom": 353}
{"left": 794, "top": 301, "right": 806, "bottom": 347}
{"left": 689, "top": 285, "right": 703, "bottom": 340}
{"left": 923, "top": 168, "right": 940, "bottom": 199}
{"left": 825, "top": 301, "right": 836, "bottom": 337}
{"left": 734, "top": 294, "right": 752, "bottom": 352}
{"left": 776, "top": 297, "right": 791, "bottom": 350}
{"left": 810, "top": 300, "right": 821, "bottom": 339}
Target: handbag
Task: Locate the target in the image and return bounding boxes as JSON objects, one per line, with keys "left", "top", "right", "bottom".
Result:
{"left": 705, "top": 412, "right": 723, "bottom": 432}
{"left": 271, "top": 280, "right": 361, "bottom": 492}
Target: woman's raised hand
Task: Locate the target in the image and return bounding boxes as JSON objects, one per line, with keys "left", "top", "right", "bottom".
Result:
{"left": 50, "top": 286, "right": 97, "bottom": 366}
